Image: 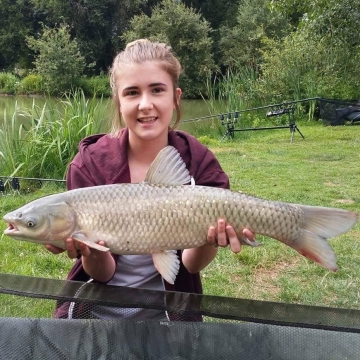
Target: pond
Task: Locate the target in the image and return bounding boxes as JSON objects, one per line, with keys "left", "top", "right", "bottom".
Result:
{"left": 0, "top": 95, "right": 216, "bottom": 134}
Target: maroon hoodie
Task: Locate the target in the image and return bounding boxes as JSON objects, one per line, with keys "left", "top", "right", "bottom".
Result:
{"left": 54, "top": 128, "right": 230, "bottom": 318}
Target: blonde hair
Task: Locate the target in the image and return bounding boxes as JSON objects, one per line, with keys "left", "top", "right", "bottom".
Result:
{"left": 110, "top": 39, "right": 182, "bottom": 135}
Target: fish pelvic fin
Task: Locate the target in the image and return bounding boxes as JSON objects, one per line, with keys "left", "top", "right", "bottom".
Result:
{"left": 291, "top": 206, "right": 359, "bottom": 271}
{"left": 72, "top": 232, "right": 110, "bottom": 252}
{"left": 152, "top": 250, "right": 180, "bottom": 284}
{"left": 145, "top": 146, "right": 191, "bottom": 185}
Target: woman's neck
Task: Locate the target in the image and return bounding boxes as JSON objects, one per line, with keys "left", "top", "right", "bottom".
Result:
{"left": 127, "top": 132, "right": 169, "bottom": 183}
{"left": 127, "top": 133, "right": 169, "bottom": 165}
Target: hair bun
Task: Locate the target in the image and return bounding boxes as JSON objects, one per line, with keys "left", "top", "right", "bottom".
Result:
{"left": 125, "top": 39, "right": 151, "bottom": 49}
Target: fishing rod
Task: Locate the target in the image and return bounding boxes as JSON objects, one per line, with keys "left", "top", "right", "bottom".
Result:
{"left": 0, "top": 176, "right": 65, "bottom": 194}
{"left": 181, "top": 97, "right": 320, "bottom": 123}
{"left": 0, "top": 176, "right": 65, "bottom": 183}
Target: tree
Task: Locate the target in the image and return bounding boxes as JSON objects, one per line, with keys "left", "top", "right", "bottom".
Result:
{"left": 30, "top": 0, "right": 146, "bottom": 74}
{"left": 27, "top": 24, "right": 85, "bottom": 94}
{"left": 259, "top": 0, "right": 360, "bottom": 100}
{"left": 0, "top": 0, "right": 44, "bottom": 70}
{"left": 219, "top": 0, "right": 291, "bottom": 68}
{"left": 123, "top": 0, "right": 215, "bottom": 98}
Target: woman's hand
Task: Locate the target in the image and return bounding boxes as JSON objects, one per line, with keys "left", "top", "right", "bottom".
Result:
{"left": 183, "top": 219, "right": 256, "bottom": 274}
{"left": 45, "top": 238, "right": 92, "bottom": 259}
{"left": 45, "top": 238, "right": 116, "bottom": 283}
{"left": 207, "top": 219, "right": 255, "bottom": 253}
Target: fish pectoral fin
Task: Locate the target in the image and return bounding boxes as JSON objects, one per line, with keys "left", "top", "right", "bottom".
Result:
{"left": 72, "top": 232, "right": 110, "bottom": 252}
{"left": 152, "top": 250, "right": 180, "bottom": 285}
{"left": 239, "top": 234, "right": 262, "bottom": 247}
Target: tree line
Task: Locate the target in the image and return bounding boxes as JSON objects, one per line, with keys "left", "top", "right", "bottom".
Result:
{"left": 1, "top": 0, "right": 359, "bottom": 101}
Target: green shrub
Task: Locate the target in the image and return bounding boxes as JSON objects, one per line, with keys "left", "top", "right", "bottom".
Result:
{"left": 26, "top": 24, "right": 85, "bottom": 95}
{"left": 76, "top": 75, "right": 111, "bottom": 97}
{"left": 0, "top": 72, "right": 18, "bottom": 95}
{"left": 18, "top": 74, "right": 44, "bottom": 95}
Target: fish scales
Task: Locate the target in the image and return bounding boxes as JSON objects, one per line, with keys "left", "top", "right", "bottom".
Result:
{"left": 3, "top": 145, "right": 359, "bottom": 283}
{"left": 62, "top": 183, "right": 303, "bottom": 253}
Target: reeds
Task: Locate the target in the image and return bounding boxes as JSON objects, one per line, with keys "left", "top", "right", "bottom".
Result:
{"left": 0, "top": 89, "right": 107, "bottom": 180}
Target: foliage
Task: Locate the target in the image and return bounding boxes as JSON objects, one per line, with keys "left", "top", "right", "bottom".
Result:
{"left": 259, "top": 2, "right": 360, "bottom": 102}
{"left": 305, "top": 0, "right": 360, "bottom": 47}
{"left": 219, "top": 0, "right": 291, "bottom": 68}
{"left": 203, "top": 65, "right": 264, "bottom": 128}
{"left": 0, "top": 73, "right": 18, "bottom": 95}
{"left": 26, "top": 23, "right": 85, "bottom": 94}
{"left": 0, "top": 89, "right": 106, "bottom": 179}
{"left": 0, "top": 0, "right": 41, "bottom": 70}
{"left": 0, "top": 102, "right": 26, "bottom": 177}
{"left": 0, "top": 0, "right": 359, "bottom": 101}
{"left": 76, "top": 75, "right": 112, "bottom": 97}
{"left": 123, "top": 0, "right": 215, "bottom": 98}
{"left": 18, "top": 74, "right": 44, "bottom": 95}
{"left": 30, "top": 0, "right": 146, "bottom": 74}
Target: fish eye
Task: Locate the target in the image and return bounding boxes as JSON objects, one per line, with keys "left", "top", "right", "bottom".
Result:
{"left": 26, "top": 219, "right": 36, "bottom": 228}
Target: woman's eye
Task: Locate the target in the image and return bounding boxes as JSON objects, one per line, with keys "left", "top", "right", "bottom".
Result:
{"left": 152, "top": 87, "right": 164, "bottom": 93}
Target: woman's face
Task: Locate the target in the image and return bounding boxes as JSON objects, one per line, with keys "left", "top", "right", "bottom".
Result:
{"left": 116, "top": 61, "right": 181, "bottom": 144}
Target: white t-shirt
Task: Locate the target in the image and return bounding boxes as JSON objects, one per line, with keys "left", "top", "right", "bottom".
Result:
{"left": 92, "top": 254, "right": 166, "bottom": 319}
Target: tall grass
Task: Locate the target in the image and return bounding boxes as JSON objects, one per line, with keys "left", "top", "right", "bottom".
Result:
{"left": 0, "top": 89, "right": 108, "bottom": 179}
{"left": 204, "top": 65, "right": 262, "bottom": 119}
{"left": 203, "top": 59, "right": 322, "bottom": 133}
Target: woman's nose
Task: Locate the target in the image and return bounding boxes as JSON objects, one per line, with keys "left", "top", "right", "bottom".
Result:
{"left": 138, "top": 94, "right": 153, "bottom": 111}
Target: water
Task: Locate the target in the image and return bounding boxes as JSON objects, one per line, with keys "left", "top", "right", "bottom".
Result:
{"left": 0, "top": 95, "right": 213, "bottom": 131}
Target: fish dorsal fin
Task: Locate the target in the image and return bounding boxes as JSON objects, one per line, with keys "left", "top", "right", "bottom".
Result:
{"left": 145, "top": 146, "right": 191, "bottom": 185}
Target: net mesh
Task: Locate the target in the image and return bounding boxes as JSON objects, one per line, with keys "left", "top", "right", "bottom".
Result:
{"left": 319, "top": 98, "right": 360, "bottom": 125}
{"left": 0, "top": 273, "right": 359, "bottom": 359}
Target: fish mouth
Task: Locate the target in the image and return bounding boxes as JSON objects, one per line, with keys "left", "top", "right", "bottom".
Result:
{"left": 3, "top": 222, "right": 19, "bottom": 236}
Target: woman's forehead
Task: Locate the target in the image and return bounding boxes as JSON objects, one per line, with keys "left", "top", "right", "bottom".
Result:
{"left": 116, "top": 62, "right": 173, "bottom": 92}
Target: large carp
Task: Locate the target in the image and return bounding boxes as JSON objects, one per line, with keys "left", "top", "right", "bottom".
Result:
{"left": 3, "top": 146, "right": 359, "bottom": 283}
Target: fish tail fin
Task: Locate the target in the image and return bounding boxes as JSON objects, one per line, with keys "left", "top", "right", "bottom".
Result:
{"left": 290, "top": 206, "right": 359, "bottom": 271}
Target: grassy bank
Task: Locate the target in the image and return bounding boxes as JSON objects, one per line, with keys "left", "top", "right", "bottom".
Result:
{"left": 0, "top": 122, "right": 359, "bottom": 317}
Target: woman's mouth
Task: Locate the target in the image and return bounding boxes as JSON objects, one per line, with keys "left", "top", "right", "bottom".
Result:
{"left": 138, "top": 117, "right": 157, "bottom": 124}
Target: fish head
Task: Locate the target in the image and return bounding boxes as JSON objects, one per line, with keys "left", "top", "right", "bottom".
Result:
{"left": 3, "top": 195, "right": 77, "bottom": 246}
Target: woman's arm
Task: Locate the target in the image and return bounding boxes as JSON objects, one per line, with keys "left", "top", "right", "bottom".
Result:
{"left": 46, "top": 239, "right": 116, "bottom": 283}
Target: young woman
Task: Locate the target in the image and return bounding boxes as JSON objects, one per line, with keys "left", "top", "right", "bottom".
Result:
{"left": 46, "top": 39, "right": 255, "bottom": 319}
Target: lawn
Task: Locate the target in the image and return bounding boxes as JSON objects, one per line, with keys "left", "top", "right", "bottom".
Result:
{"left": 0, "top": 121, "right": 359, "bottom": 317}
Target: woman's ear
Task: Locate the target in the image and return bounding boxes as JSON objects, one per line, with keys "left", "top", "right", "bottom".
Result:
{"left": 175, "top": 88, "right": 182, "bottom": 106}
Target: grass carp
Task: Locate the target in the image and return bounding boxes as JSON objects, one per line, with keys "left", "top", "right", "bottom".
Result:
{"left": 3, "top": 146, "right": 359, "bottom": 284}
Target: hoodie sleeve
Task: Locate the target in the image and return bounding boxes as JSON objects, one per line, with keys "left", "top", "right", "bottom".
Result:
{"left": 191, "top": 148, "right": 230, "bottom": 189}
{"left": 66, "top": 152, "right": 99, "bottom": 190}
{"left": 170, "top": 130, "right": 230, "bottom": 190}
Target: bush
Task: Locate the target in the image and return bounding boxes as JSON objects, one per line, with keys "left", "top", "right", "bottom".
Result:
{"left": 26, "top": 24, "right": 85, "bottom": 95}
{"left": 76, "top": 75, "right": 111, "bottom": 97}
{"left": 18, "top": 74, "right": 44, "bottom": 95}
{"left": 123, "top": 0, "right": 215, "bottom": 99}
{"left": 0, "top": 72, "right": 18, "bottom": 95}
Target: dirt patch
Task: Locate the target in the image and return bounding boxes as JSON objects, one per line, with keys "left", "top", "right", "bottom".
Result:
{"left": 324, "top": 182, "right": 337, "bottom": 187}
{"left": 250, "top": 260, "right": 300, "bottom": 297}
{"left": 335, "top": 199, "right": 356, "bottom": 204}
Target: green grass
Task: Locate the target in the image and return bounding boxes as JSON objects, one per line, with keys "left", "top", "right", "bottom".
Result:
{"left": 0, "top": 89, "right": 107, "bottom": 179}
{"left": 0, "top": 183, "right": 73, "bottom": 317}
{"left": 201, "top": 122, "right": 360, "bottom": 309}
{"left": 0, "top": 121, "right": 359, "bottom": 317}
